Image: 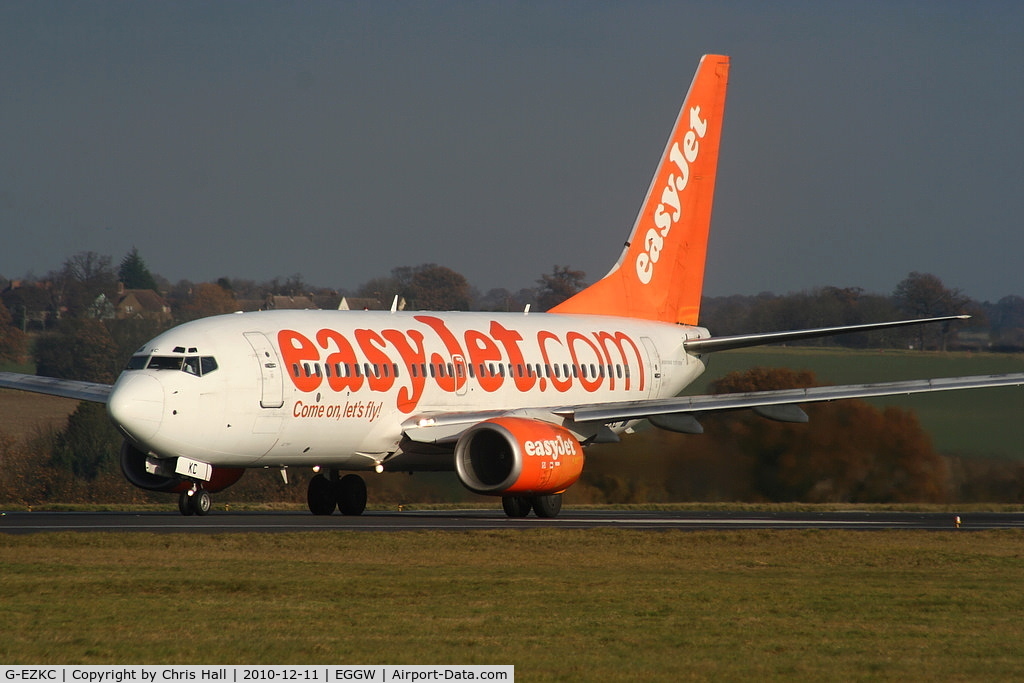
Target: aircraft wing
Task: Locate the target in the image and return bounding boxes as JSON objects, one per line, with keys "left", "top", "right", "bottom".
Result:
{"left": 683, "top": 315, "right": 970, "bottom": 353}
{"left": 553, "top": 373, "right": 1024, "bottom": 424}
{"left": 0, "top": 372, "right": 113, "bottom": 403}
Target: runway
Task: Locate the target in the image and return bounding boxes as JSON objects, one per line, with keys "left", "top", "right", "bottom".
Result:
{"left": 2, "top": 509, "right": 1022, "bottom": 533}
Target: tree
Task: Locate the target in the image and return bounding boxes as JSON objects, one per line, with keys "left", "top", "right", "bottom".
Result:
{"left": 34, "top": 318, "right": 120, "bottom": 383}
{"left": 176, "top": 282, "right": 238, "bottom": 322}
{"left": 892, "top": 272, "right": 972, "bottom": 350}
{"left": 54, "top": 251, "right": 118, "bottom": 320}
{"left": 118, "top": 247, "right": 159, "bottom": 292}
{"left": 536, "top": 265, "right": 586, "bottom": 311}
{"left": 50, "top": 402, "right": 122, "bottom": 481}
{"left": 370, "top": 264, "right": 471, "bottom": 311}
{"left": 0, "top": 301, "right": 26, "bottom": 363}
{"left": 705, "top": 368, "right": 948, "bottom": 502}
{"left": 409, "top": 264, "right": 471, "bottom": 310}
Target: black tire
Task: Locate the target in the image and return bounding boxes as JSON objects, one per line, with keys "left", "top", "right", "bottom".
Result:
{"left": 178, "top": 490, "right": 195, "bottom": 516}
{"left": 502, "top": 496, "right": 532, "bottom": 518}
{"left": 307, "top": 474, "right": 337, "bottom": 515}
{"left": 336, "top": 474, "right": 367, "bottom": 516}
{"left": 531, "top": 493, "right": 562, "bottom": 518}
{"left": 192, "top": 489, "right": 212, "bottom": 516}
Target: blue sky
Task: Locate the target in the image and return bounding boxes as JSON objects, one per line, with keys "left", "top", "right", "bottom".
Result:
{"left": 1, "top": 2, "right": 1021, "bottom": 301}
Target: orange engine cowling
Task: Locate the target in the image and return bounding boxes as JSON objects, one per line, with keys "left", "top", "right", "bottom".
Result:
{"left": 454, "top": 417, "right": 585, "bottom": 496}
{"left": 119, "top": 441, "right": 244, "bottom": 494}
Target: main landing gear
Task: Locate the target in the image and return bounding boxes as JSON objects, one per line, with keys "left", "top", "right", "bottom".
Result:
{"left": 502, "top": 493, "right": 562, "bottom": 518}
{"left": 307, "top": 471, "right": 368, "bottom": 516}
{"left": 178, "top": 487, "right": 211, "bottom": 516}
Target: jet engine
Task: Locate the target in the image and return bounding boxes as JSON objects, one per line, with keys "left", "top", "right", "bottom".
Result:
{"left": 454, "top": 417, "right": 585, "bottom": 496}
{"left": 119, "top": 441, "right": 244, "bottom": 494}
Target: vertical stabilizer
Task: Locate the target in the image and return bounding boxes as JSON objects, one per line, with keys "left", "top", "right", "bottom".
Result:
{"left": 549, "top": 54, "right": 729, "bottom": 325}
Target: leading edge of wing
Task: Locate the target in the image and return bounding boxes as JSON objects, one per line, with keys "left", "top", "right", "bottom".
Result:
{"left": 683, "top": 315, "right": 970, "bottom": 354}
{"left": 555, "top": 373, "right": 1024, "bottom": 424}
{"left": 0, "top": 372, "right": 113, "bottom": 403}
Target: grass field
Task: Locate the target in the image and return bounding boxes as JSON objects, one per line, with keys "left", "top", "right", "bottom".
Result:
{"left": 2, "top": 530, "right": 1024, "bottom": 679}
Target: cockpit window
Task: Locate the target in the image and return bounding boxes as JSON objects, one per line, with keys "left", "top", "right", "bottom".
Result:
{"left": 148, "top": 356, "right": 184, "bottom": 371}
{"left": 124, "top": 354, "right": 219, "bottom": 376}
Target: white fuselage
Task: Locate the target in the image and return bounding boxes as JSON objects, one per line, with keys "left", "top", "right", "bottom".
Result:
{"left": 106, "top": 310, "right": 710, "bottom": 470}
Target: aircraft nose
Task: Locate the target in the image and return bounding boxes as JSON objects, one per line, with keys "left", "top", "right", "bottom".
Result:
{"left": 107, "top": 373, "right": 165, "bottom": 442}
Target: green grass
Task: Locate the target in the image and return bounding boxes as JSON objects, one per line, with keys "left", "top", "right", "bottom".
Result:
{"left": 695, "top": 347, "right": 1024, "bottom": 459}
{"left": 3, "top": 530, "right": 1024, "bottom": 680}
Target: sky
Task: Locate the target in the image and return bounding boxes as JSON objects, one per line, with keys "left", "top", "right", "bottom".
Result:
{"left": 1, "top": 2, "right": 1022, "bottom": 302}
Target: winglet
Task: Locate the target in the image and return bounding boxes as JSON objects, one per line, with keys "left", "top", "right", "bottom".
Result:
{"left": 550, "top": 54, "right": 729, "bottom": 325}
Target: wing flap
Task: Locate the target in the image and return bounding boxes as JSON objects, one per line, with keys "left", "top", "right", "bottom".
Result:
{"left": 0, "top": 372, "right": 113, "bottom": 403}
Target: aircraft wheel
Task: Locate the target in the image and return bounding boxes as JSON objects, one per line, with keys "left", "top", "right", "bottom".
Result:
{"left": 502, "top": 496, "right": 532, "bottom": 518}
{"left": 531, "top": 493, "right": 562, "bottom": 518}
{"left": 178, "top": 490, "right": 195, "bottom": 516}
{"left": 192, "top": 489, "right": 212, "bottom": 516}
{"left": 307, "top": 474, "right": 337, "bottom": 515}
{"left": 336, "top": 474, "right": 367, "bottom": 516}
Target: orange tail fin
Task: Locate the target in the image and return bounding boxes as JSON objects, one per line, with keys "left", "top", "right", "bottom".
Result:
{"left": 549, "top": 54, "right": 729, "bottom": 325}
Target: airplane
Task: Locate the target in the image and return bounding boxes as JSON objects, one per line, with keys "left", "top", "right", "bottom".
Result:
{"left": 1, "top": 54, "right": 1022, "bottom": 518}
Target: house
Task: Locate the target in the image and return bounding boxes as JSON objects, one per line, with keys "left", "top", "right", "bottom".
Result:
{"left": 115, "top": 285, "right": 172, "bottom": 322}
{"left": 338, "top": 296, "right": 406, "bottom": 311}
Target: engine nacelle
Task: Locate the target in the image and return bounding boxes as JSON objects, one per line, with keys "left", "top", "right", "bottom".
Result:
{"left": 119, "top": 441, "right": 244, "bottom": 494}
{"left": 454, "top": 417, "right": 585, "bottom": 496}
